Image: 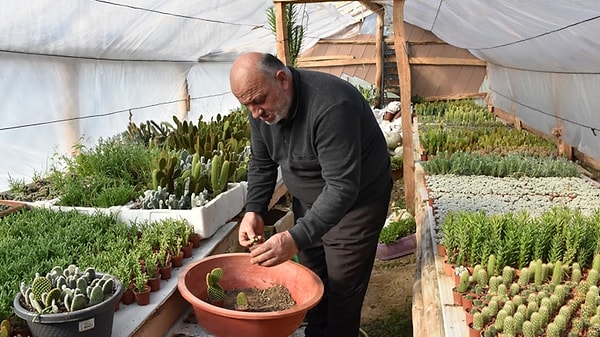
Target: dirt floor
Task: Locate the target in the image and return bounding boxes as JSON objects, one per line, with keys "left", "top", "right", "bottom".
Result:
{"left": 360, "top": 177, "right": 415, "bottom": 337}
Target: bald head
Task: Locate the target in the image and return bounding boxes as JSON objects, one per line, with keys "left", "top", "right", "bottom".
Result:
{"left": 229, "top": 52, "right": 294, "bottom": 124}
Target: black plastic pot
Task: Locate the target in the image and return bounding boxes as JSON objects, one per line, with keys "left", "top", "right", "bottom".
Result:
{"left": 13, "top": 274, "right": 122, "bottom": 337}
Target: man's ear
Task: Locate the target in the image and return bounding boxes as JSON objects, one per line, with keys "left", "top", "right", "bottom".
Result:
{"left": 275, "top": 70, "right": 290, "bottom": 88}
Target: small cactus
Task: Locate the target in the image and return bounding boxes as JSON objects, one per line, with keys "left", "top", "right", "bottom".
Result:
{"left": 457, "top": 270, "right": 470, "bottom": 293}
{"left": 235, "top": 292, "right": 249, "bottom": 311}
{"left": 546, "top": 322, "right": 560, "bottom": 337}
{"left": 503, "top": 315, "right": 517, "bottom": 336}
{"left": 472, "top": 312, "right": 484, "bottom": 330}
{"left": 518, "top": 267, "right": 530, "bottom": 287}
{"left": 206, "top": 268, "right": 225, "bottom": 304}
{"left": 522, "top": 320, "right": 535, "bottom": 337}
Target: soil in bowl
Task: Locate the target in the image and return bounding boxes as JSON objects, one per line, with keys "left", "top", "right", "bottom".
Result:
{"left": 222, "top": 284, "right": 296, "bottom": 312}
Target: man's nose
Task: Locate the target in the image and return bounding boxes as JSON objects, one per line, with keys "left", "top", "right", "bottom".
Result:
{"left": 249, "top": 105, "right": 263, "bottom": 119}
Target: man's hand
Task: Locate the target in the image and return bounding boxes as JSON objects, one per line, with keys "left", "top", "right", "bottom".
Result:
{"left": 249, "top": 231, "right": 298, "bottom": 267}
{"left": 238, "top": 212, "right": 265, "bottom": 248}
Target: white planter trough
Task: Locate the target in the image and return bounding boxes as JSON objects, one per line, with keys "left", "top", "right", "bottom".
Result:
{"left": 117, "top": 183, "right": 246, "bottom": 239}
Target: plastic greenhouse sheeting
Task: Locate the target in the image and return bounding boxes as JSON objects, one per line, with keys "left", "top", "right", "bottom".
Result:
{"left": 0, "top": 1, "right": 357, "bottom": 191}
{"left": 404, "top": 0, "right": 600, "bottom": 162}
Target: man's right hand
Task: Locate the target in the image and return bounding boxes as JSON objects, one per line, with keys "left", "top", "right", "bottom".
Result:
{"left": 238, "top": 211, "right": 265, "bottom": 248}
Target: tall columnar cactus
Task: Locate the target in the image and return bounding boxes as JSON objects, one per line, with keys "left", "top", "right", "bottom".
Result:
{"left": 517, "top": 267, "right": 530, "bottom": 287}
{"left": 551, "top": 261, "right": 563, "bottom": 285}
{"left": 210, "top": 154, "right": 235, "bottom": 197}
{"left": 487, "top": 254, "right": 496, "bottom": 279}
{"left": 534, "top": 259, "right": 543, "bottom": 286}
{"left": 588, "top": 269, "right": 600, "bottom": 287}
{"left": 571, "top": 262, "right": 582, "bottom": 283}
{"left": 502, "top": 266, "right": 515, "bottom": 287}
{"left": 206, "top": 267, "right": 225, "bottom": 304}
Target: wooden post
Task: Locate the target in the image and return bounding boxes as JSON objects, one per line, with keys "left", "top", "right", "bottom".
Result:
{"left": 361, "top": 1, "right": 384, "bottom": 108}
{"left": 274, "top": 2, "right": 290, "bottom": 65}
{"left": 393, "top": 0, "right": 415, "bottom": 214}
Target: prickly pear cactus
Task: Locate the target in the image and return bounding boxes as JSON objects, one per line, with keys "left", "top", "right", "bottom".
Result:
{"left": 206, "top": 268, "right": 225, "bottom": 304}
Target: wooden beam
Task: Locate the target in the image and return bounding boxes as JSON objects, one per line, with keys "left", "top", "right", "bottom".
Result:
{"left": 409, "top": 56, "right": 486, "bottom": 66}
{"left": 297, "top": 55, "right": 355, "bottom": 62}
{"left": 360, "top": 1, "right": 384, "bottom": 108}
{"left": 393, "top": 0, "right": 415, "bottom": 217}
{"left": 296, "top": 57, "right": 376, "bottom": 68}
{"left": 424, "top": 92, "right": 487, "bottom": 101}
{"left": 274, "top": 2, "right": 289, "bottom": 65}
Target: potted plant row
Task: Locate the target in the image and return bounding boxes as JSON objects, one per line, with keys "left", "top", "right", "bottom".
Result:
{"left": 455, "top": 255, "right": 600, "bottom": 336}
{"left": 0, "top": 206, "right": 201, "bottom": 326}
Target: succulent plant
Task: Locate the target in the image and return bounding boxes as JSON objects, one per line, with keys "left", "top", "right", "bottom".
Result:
{"left": 206, "top": 267, "right": 225, "bottom": 304}
{"left": 235, "top": 291, "right": 249, "bottom": 311}
{"left": 456, "top": 270, "right": 470, "bottom": 293}
{"left": 19, "top": 265, "right": 116, "bottom": 314}
{"left": 522, "top": 320, "right": 535, "bottom": 337}
{"left": 472, "top": 311, "right": 484, "bottom": 330}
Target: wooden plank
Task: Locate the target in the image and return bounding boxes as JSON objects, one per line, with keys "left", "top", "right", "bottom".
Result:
{"left": 409, "top": 56, "right": 486, "bottom": 66}
{"left": 393, "top": 0, "right": 416, "bottom": 215}
{"left": 361, "top": 0, "right": 384, "bottom": 107}
{"left": 424, "top": 92, "right": 487, "bottom": 101}
{"left": 275, "top": 2, "right": 289, "bottom": 65}
{"left": 297, "top": 55, "right": 355, "bottom": 62}
{"left": 414, "top": 164, "right": 447, "bottom": 337}
{"left": 296, "top": 57, "right": 376, "bottom": 68}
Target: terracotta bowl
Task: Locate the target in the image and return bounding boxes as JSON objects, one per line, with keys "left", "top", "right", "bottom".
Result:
{"left": 177, "top": 253, "right": 324, "bottom": 337}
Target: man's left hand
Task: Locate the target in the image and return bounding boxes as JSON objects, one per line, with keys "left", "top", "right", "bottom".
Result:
{"left": 249, "top": 231, "right": 298, "bottom": 267}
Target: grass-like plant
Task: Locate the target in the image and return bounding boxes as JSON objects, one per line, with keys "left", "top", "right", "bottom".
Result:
{"left": 45, "top": 135, "right": 152, "bottom": 207}
{"left": 423, "top": 151, "right": 579, "bottom": 177}
{"left": 378, "top": 217, "right": 416, "bottom": 245}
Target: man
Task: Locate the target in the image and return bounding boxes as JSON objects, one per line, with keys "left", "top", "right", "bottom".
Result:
{"left": 229, "top": 52, "right": 392, "bottom": 337}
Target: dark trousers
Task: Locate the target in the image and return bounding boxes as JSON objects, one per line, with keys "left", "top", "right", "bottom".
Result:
{"left": 293, "top": 190, "right": 391, "bottom": 337}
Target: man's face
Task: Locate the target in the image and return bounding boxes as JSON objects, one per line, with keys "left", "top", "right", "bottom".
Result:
{"left": 232, "top": 71, "right": 292, "bottom": 125}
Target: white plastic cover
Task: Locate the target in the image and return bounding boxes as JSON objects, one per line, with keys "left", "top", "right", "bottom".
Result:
{"left": 0, "top": 1, "right": 356, "bottom": 191}
{"left": 404, "top": 0, "right": 600, "bottom": 161}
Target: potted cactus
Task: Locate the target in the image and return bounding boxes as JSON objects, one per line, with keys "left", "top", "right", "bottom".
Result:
{"left": 13, "top": 264, "right": 122, "bottom": 337}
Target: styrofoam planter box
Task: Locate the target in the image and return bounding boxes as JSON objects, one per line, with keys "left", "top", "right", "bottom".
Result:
{"left": 117, "top": 183, "right": 246, "bottom": 239}
{"left": 44, "top": 198, "right": 124, "bottom": 218}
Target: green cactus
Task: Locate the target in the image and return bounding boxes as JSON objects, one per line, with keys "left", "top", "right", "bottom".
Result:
{"left": 485, "top": 254, "right": 496, "bottom": 278}
{"left": 518, "top": 267, "right": 530, "bottom": 287}
{"left": 590, "top": 269, "right": 600, "bottom": 288}
{"left": 495, "top": 309, "right": 508, "bottom": 331}
{"left": 539, "top": 305, "right": 550, "bottom": 327}
{"left": 472, "top": 311, "right": 484, "bottom": 330}
{"left": 551, "top": 261, "right": 563, "bottom": 285}
{"left": 489, "top": 275, "right": 501, "bottom": 293}
{"left": 570, "top": 317, "right": 584, "bottom": 335}
{"left": 206, "top": 268, "right": 225, "bottom": 304}
{"left": 534, "top": 259, "right": 543, "bottom": 286}
{"left": 502, "top": 266, "right": 515, "bottom": 287}
{"left": 88, "top": 285, "right": 104, "bottom": 306}
{"left": 530, "top": 311, "right": 543, "bottom": 334}
{"left": 546, "top": 322, "right": 560, "bottom": 337}
{"left": 456, "top": 270, "right": 470, "bottom": 293}
{"left": 522, "top": 320, "right": 535, "bottom": 337}
{"left": 235, "top": 292, "right": 249, "bottom": 311}
{"left": 69, "top": 293, "right": 87, "bottom": 312}
{"left": 526, "top": 301, "right": 539, "bottom": 319}
{"left": 572, "top": 265, "right": 582, "bottom": 283}
{"left": 554, "top": 313, "right": 568, "bottom": 333}
{"left": 0, "top": 319, "right": 10, "bottom": 337}
{"left": 475, "top": 268, "right": 488, "bottom": 288}
{"left": 31, "top": 274, "right": 52, "bottom": 302}
{"left": 21, "top": 265, "right": 117, "bottom": 314}
{"left": 503, "top": 315, "right": 516, "bottom": 336}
